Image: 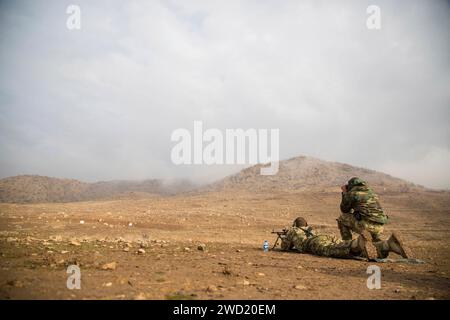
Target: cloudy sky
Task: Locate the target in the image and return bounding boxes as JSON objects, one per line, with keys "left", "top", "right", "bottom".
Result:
{"left": 0, "top": 0, "right": 449, "bottom": 188}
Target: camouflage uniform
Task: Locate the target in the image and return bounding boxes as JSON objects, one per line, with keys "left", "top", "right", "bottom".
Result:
{"left": 281, "top": 226, "right": 354, "bottom": 259}
{"left": 337, "top": 177, "right": 388, "bottom": 242}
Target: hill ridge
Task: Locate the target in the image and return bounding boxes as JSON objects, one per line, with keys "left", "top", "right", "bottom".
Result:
{"left": 0, "top": 155, "right": 429, "bottom": 203}
{"left": 207, "top": 155, "right": 425, "bottom": 193}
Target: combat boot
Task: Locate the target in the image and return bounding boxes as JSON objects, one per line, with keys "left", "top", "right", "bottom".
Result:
{"left": 385, "top": 232, "right": 409, "bottom": 258}
{"left": 350, "top": 230, "right": 377, "bottom": 260}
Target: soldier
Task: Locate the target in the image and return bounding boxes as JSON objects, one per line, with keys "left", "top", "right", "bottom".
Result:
{"left": 280, "top": 217, "right": 378, "bottom": 260}
{"left": 337, "top": 177, "right": 409, "bottom": 258}
{"left": 280, "top": 217, "right": 408, "bottom": 260}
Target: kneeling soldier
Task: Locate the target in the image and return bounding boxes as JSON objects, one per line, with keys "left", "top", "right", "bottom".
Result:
{"left": 337, "top": 177, "right": 409, "bottom": 259}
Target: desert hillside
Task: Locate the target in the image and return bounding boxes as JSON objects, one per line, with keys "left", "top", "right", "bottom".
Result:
{"left": 0, "top": 155, "right": 435, "bottom": 203}
{"left": 209, "top": 156, "right": 426, "bottom": 193}
{"left": 0, "top": 155, "right": 449, "bottom": 299}
{"left": 0, "top": 175, "right": 196, "bottom": 203}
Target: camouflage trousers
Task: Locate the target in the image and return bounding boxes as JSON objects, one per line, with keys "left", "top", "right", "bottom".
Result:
{"left": 304, "top": 235, "right": 354, "bottom": 258}
{"left": 337, "top": 212, "right": 384, "bottom": 242}
{"left": 285, "top": 229, "right": 353, "bottom": 259}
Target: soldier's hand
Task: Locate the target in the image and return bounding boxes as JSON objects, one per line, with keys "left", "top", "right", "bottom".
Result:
{"left": 341, "top": 185, "right": 348, "bottom": 193}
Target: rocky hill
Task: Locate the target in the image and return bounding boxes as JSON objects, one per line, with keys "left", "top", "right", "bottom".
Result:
{"left": 208, "top": 155, "right": 425, "bottom": 193}
{"left": 0, "top": 155, "right": 428, "bottom": 203}
{"left": 0, "top": 175, "right": 196, "bottom": 203}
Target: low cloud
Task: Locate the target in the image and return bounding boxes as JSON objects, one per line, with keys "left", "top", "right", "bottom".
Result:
{"left": 0, "top": 0, "right": 449, "bottom": 188}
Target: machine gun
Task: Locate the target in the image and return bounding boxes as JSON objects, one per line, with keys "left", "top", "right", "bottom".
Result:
{"left": 271, "top": 228, "right": 288, "bottom": 250}
{"left": 271, "top": 226, "right": 315, "bottom": 250}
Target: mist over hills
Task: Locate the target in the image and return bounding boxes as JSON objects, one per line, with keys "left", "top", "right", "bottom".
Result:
{"left": 0, "top": 155, "right": 430, "bottom": 203}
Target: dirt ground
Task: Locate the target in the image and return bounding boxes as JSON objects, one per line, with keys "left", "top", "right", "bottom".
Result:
{"left": 0, "top": 190, "right": 449, "bottom": 300}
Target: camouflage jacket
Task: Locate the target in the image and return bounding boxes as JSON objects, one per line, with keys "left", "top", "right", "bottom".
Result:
{"left": 284, "top": 226, "right": 316, "bottom": 252}
{"left": 340, "top": 178, "right": 388, "bottom": 224}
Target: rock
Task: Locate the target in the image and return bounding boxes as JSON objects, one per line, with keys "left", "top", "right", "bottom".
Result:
{"left": 257, "top": 272, "right": 265, "bottom": 277}
{"left": 101, "top": 262, "right": 117, "bottom": 270}
{"left": 206, "top": 285, "right": 218, "bottom": 292}
{"left": 138, "top": 249, "right": 146, "bottom": 255}
{"left": 50, "top": 235, "right": 62, "bottom": 242}
{"left": 128, "top": 222, "right": 133, "bottom": 227}
{"left": 61, "top": 250, "right": 69, "bottom": 254}
{"left": 104, "top": 282, "right": 113, "bottom": 287}
{"left": 7, "top": 280, "right": 24, "bottom": 288}
{"left": 6, "top": 237, "right": 17, "bottom": 243}
{"left": 80, "top": 220, "right": 85, "bottom": 224}
{"left": 123, "top": 247, "right": 130, "bottom": 252}
{"left": 184, "top": 247, "right": 191, "bottom": 252}
{"left": 134, "top": 293, "right": 147, "bottom": 300}
{"left": 294, "top": 285, "right": 307, "bottom": 290}
{"left": 296, "top": 265, "right": 303, "bottom": 269}
{"left": 243, "top": 280, "right": 250, "bottom": 286}
{"left": 197, "top": 244, "right": 207, "bottom": 251}
{"left": 70, "top": 240, "right": 81, "bottom": 246}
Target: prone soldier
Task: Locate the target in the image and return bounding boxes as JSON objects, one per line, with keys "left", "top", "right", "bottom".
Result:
{"left": 279, "top": 217, "right": 378, "bottom": 260}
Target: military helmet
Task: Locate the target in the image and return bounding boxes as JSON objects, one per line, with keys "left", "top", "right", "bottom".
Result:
{"left": 292, "top": 216, "right": 308, "bottom": 228}
{"left": 347, "top": 177, "right": 366, "bottom": 189}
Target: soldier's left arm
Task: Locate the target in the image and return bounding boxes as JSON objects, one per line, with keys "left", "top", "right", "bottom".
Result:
{"left": 340, "top": 191, "right": 354, "bottom": 213}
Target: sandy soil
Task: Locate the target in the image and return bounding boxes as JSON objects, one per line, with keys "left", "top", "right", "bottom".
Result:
{"left": 0, "top": 190, "right": 449, "bottom": 299}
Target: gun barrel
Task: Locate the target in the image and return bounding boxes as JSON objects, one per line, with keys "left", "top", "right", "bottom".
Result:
{"left": 271, "top": 230, "right": 287, "bottom": 235}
